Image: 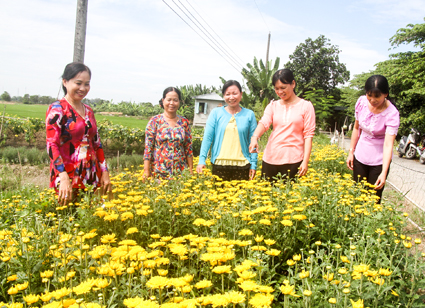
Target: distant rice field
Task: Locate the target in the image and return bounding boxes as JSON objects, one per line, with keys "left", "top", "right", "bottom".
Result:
{"left": 0, "top": 102, "right": 149, "bottom": 129}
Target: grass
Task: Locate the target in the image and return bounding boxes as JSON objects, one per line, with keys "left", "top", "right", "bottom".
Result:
{"left": 0, "top": 146, "right": 49, "bottom": 165}
{"left": 0, "top": 102, "right": 149, "bottom": 129}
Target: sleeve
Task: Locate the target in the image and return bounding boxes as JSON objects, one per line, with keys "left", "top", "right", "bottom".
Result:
{"left": 45, "top": 103, "right": 66, "bottom": 174}
{"left": 303, "top": 101, "right": 316, "bottom": 138}
{"left": 385, "top": 107, "right": 400, "bottom": 136}
{"left": 183, "top": 118, "right": 193, "bottom": 158}
{"left": 248, "top": 111, "right": 258, "bottom": 169}
{"left": 258, "top": 100, "right": 274, "bottom": 130}
{"left": 198, "top": 108, "right": 217, "bottom": 165}
{"left": 144, "top": 117, "right": 157, "bottom": 161}
{"left": 354, "top": 96, "right": 364, "bottom": 121}
{"left": 91, "top": 111, "right": 108, "bottom": 172}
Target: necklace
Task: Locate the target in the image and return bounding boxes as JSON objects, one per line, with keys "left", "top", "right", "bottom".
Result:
{"left": 64, "top": 97, "right": 85, "bottom": 118}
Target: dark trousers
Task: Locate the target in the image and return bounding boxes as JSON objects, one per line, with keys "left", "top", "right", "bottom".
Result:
{"left": 353, "top": 156, "right": 389, "bottom": 204}
{"left": 212, "top": 164, "right": 250, "bottom": 181}
{"left": 261, "top": 160, "right": 302, "bottom": 183}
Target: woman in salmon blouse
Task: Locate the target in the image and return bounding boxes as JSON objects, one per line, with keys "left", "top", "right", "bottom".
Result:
{"left": 46, "top": 62, "right": 111, "bottom": 204}
{"left": 249, "top": 69, "right": 316, "bottom": 182}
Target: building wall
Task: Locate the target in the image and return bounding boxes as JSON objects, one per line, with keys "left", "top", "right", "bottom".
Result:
{"left": 193, "top": 100, "right": 223, "bottom": 127}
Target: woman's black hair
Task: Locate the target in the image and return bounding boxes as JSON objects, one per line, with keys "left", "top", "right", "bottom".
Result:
{"left": 159, "top": 87, "right": 182, "bottom": 108}
{"left": 272, "top": 69, "right": 295, "bottom": 86}
{"left": 61, "top": 62, "right": 91, "bottom": 95}
{"left": 222, "top": 80, "right": 242, "bottom": 95}
{"left": 364, "top": 75, "right": 389, "bottom": 98}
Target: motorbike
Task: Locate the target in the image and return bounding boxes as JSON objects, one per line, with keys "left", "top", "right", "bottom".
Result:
{"left": 417, "top": 135, "right": 425, "bottom": 164}
{"left": 397, "top": 128, "right": 421, "bottom": 159}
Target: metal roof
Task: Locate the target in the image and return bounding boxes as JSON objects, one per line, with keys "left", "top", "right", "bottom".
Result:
{"left": 194, "top": 93, "right": 224, "bottom": 101}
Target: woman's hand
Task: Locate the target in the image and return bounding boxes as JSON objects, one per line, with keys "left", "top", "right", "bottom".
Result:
{"left": 249, "top": 169, "right": 256, "bottom": 180}
{"left": 298, "top": 161, "right": 309, "bottom": 177}
{"left": 249, "top": 137, "right": 259, "bottom": 153}
{"left": 374, "top": 173, "right": 386, "bottom": 190}
{"left": 142, "top": 170, "right": 151, "bottom": 182}
{"left": 346, "top": 152, "right": 354, "bottom": 170}
{"left": 196, "top": 164, "right": 206, "bottom": 174}
{"left": 58, "top": 172, "right": 72, "bottom": 205}
{"left": 100, "top": 171, "right": 112, "bottom": 194}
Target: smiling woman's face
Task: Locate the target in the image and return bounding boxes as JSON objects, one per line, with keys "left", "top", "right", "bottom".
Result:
{"left": 162, "top": 91, "right": 180, "bottom": 114}
{"left": 223, "top": 85, "right": 242, "bottom": 107}
{"left": 63, "top": 71, "right": 91, "bottom": 103}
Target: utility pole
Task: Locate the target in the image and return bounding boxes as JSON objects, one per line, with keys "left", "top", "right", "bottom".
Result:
{"left": 265, "top": 32, "right": 271, "bottom": 70}
{"left": 73, "top": 0, "right": 88, "bottom": 63}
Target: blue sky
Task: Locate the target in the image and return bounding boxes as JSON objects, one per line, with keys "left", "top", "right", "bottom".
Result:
{"left": 0, "top": 0, "right": 424, "bottom": 104}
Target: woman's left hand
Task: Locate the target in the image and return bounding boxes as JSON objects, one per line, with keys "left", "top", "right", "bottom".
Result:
{"left": 374, "top": 173, "right": 386, "bottom": 190}
{"left": 100, "top": 171, "right": 112, "bottom": 195}
{"left": 298, "top": 161, "right": 309, "bottom": 177}
{"left": 249, "top": 169, "right": 256, "bottom": 180}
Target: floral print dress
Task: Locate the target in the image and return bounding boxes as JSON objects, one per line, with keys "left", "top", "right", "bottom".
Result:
{"left": 144, "top": 114, "right": 193, "bottom": 178}
{"left": 45, "top": 98, "right": 108, "bottom": 190}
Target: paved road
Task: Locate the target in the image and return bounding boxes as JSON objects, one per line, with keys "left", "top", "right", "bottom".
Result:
{"left": 336, "top": 136, "right": 425, "bottom": 211}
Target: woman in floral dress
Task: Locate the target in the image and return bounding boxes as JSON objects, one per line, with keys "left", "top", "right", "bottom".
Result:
{"left": 46, "top": 62, "right": 111, "bottom": 204}
{"left": 143, "top": 87, "right": 193, "bottom": 179}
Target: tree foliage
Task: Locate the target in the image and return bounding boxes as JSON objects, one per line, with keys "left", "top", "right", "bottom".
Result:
{"left": 285, "top": 35, "right": 350, "bottom": 97}
{"left": 240, "top": 57, "right": 280, "bottom": 110}
{"left": 303, "top": 89, "right": 336, "bottom": 129}
{"left": 389, "top": 17, "right": 425, "bottom": 49}
{"left": 376, "top": 19, "right": 425, "bottom": 135}
{"left": 0, "top": 91, "right": 11, "bottom": 102}
{"left": 340, "top": 18, "right": 425, "bottom": 136}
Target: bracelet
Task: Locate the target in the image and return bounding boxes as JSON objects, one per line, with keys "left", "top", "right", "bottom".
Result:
{"left": 349, "top": 148, "right": 355, "bottom": 152}
{"left": 252, "top": 134, "right": 259, "bottom": 139}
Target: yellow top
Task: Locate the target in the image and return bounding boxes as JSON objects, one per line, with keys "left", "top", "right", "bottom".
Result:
{"left": 215, "top": 116, "right": 250, "bottom": 166}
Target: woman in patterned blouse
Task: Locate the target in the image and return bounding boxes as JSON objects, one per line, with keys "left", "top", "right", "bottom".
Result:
{"left": 143, "top": 87, "right": 193, "bottom": 179}
{"left": 46, "top": 62, "right": 111, "bottom": 204}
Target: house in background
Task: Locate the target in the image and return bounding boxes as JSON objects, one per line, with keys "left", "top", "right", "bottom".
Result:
{"left": 193, "top": 93, "right": 224, "bottom": 127}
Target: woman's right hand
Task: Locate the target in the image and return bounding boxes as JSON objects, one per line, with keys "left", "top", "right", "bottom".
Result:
{"left": 58, "top": 172, "right": 72, "bottom": 205}
{"left": 249, "top": 137, "right": 259, "bottom": 153}
{"left": 196, "top": 164, "right": 206, "bottom": 174}
{"left": 346, "top": 152, "right": 354, "bottom": 170}
{"left": 142, "top": 170, "right": 151, "bottom": 181}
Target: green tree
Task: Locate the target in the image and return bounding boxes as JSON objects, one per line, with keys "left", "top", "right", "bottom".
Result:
{"left": 303, "top": 89, "right": 336, "bottom": 130}
{"left": 375, "top": 18, "right": 425, "bottom": 135}
{"left": 340, "top": 71, "right": 375, "bottom": 121}
{"left": 22, "top": 94, "right": 30, "bottom": 104}
{"left": 0, "top": 91, "right": 11, "bottom": 101}
{"left": 240, "top": 57, "right": 280, "bottom": 111}
{"left": 285, "top": 35, "right": 350, "bottom": 97}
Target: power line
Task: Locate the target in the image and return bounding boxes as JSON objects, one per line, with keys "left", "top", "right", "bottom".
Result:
{"left": 162, "top": 0, "right": 243, "bottom": 73}
{"left": 252, "top": 0, "right": 279, "bottom": 63}
{"left": 253, "top": 0, "right": 271, "bottom": 33}
{"left": 183, "top": 0, "right": 246, "bottom": 67}
{"left": 176, "top": 0, "right": 245, "bottom": 69}
{"left": 171, "top": 0, "right": 243, "bottom": 70}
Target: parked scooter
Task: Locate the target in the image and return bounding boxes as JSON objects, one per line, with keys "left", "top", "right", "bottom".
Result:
{"left": 397, "top": 128, "right": 421, "bottom": 159}
{"left": 417, "top": 135, "right": 425, "bottom": 164}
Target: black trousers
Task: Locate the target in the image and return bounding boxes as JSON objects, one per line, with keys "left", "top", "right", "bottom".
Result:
{"left": 212, "top": 164, "right": 250, "bottom": 181}
{"left": 353, "top": 156, "right": 389, "bottom": 204}
{"left": 261, "top": 160, "right": 302, "bottom": 183}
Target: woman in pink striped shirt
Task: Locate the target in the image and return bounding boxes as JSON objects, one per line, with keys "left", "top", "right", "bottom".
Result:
{"left": 249, "top": 69, "right": 316, "bottom": 182}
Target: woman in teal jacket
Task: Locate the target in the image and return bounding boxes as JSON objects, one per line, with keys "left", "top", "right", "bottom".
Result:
{"left": 196, "top": 80, "right": 258, "bottom": 181}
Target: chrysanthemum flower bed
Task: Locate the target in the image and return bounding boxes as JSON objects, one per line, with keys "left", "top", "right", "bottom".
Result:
{"left": 0, "top": 144, "right": 424, "bottom": 308}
